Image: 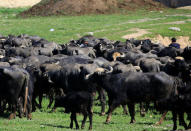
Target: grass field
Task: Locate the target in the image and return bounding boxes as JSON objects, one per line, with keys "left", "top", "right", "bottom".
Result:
{"left": 0, "top": 8, "right": 191, "bottom": 44}
{"left": 0, "top": 98, "right": 185, "bottom": 131}
{"left": 0, "top": 8, "right": 191, "bottom": 131}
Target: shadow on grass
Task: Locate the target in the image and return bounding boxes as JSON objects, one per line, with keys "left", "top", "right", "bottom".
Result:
{"left": 93, "top": 111, "right": 102, "bottom": 115}
{"left": 0, "top": 112, "right": 10, "bottom": 118}
{"left": 93, "top": 111, "right": 127, "bottom": 116}
{"left": 41, "top": 124, "right": 70, "bottom": 129}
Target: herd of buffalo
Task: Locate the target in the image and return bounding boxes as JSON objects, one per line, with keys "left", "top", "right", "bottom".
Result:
{"left": 0, "top": 34, "right": 191, "bottom": 130}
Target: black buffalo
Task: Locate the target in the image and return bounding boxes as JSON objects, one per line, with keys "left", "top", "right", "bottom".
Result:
{"left": 54, "top": 91, "right": 93, "bottom": 130}
{"left": 86, "top": 70, "right": 176, "bottom": 124}
{"left": 0, "top": 66, "right": 33, "bottom": 119}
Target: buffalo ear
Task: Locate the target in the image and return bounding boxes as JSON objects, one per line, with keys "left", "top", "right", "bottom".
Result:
{"left": 88, "top": 60, "right": 94, "bottom": 64}
{"left": 80, "top": 66, "right": 84, "bottom": 70}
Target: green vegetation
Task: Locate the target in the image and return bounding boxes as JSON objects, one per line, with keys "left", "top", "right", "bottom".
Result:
{"left": 0, "top": 98, "right": 186, "bottom": 131}
{"left": 0, "top": 8, "right": 191, "bottom": 44}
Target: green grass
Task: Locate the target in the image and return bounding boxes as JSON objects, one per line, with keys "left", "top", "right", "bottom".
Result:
{"left": 0, "top": 8, "right": 191, "bottom": 44}
{"left": 0, "top": 98, "right": 186, "bottom": 131}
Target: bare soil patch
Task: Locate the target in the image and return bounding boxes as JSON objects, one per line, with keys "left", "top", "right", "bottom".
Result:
{"left": 151, "top": 35, "right": 191, "bottom": 49}
{"left": 178, "top": 6, "right": 191, "bottom": 10}
{"left": 20, "top": 0, "right": 165, "bottom": 16}
{"left": 122, "top": 28, "right": 150, "bottom": 39}
{"left": 0, "top": 0, "right": 41, "bottom": 8}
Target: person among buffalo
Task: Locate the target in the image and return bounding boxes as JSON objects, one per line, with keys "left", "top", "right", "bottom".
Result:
{"left": 169, "top": 37, "right": 180, "bottom": 49}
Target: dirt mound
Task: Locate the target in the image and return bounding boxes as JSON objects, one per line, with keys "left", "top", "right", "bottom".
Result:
{"left": 178, "top": 6, "right": 191, "bottom": 10}
{"left": 20, "top": 0, "right": 164, "bottom": 16}
{"left": 151, "top": 35, "right": 191, "bottom": 49}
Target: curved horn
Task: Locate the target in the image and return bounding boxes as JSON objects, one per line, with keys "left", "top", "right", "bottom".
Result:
{"left": 112, "top": 52, "right": 120, "bottom": 61}
{"left": 175, "top": 56, "right": 184, "bottom": 60}
{"left": 111, "top": 45, "right": 114, "bottom": 49}
{"left": 105, "top": 66, "right": 113, "bottom": 73}
{"left": 85, "top": 73, "right": 94, "bottom": 80}
{"left": 120, "top": 52, "right": 126, "bottom": 58}
{"left": 85, "top": 67, "right": 105, "bottom": 79}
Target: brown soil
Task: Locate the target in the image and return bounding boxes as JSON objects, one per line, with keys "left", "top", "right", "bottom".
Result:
{"left": 122, "top": 28, "right": 150, "bottom": 39}
{"left": 151, "top": 35, "right": 191, "bottom": 49}
{"left": 19, "top": 0, "right": 165, "bottom": 17}
{"left": 178, "top": 6, "right": 191, "bottom": 10}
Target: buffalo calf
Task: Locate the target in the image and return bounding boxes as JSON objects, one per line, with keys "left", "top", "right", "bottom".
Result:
{"left": 54, "top": 91, "right": 93, "bottom": 130}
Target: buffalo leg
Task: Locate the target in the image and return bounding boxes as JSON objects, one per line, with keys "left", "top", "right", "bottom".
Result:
{"left": 178, "top": 112, "right": 187, "bottom": 129}
{"left": 18, "top": 97, "right": 24, "bottom": 118}
{"left": 88, "top": 108, "right": 93, "bottom": 130}
{"left": 98, "top": 88, "right": 106, "bottom": 116}
{"left": 155, "top": 111, "right": 168, "bottom": 126}
{"left": 140, "top": 102, "right": 145, "bottom": 117}
{"left": 32, "top": 93, "right": 39, "bottom": 112}
{"left": 38, "top": 94, "right": 43, "bottom": 109}
{"left": 145, "top": 102, "right": 150, "bottom": 112}
{"left": 26, "top": 97, "right": 32, "bottom": 120}
{"left": 73, "top": 113, "right": 79, "bottom": 129}
{"left": 128, "top": 103, "right": 136, "bottom": 123}
{"left": 0, "top": 99, "right": 3, "bottom": 114}
{"left": 172, "top": 111, "right": 177, "bottom": 130}
{"left": 70, "top": 113, "right": 74, "bottom": 129}
{"left": 47, "top": 88, "right": 54, "bottom": 108}
{"left": 188, "top": 123, "right": 191, "bottom": 129}
{"left": 9, "top": 104, "right": 16, "bottom": 120}
{"left": 106, "top": 100, "right": 119, "bottom": 123}
{"left": 47, "top": 95, "right": 53, "bottom": 109}
{"left": 81, "top": 113, "right": 87, "bottom": 129}
{"left": 122, "top": 104, "right": 128, "bottom": 115}
{"left": 2, "top": 100, "right": 7, "bottom": 113}
{"left": 187, "top": 113, "right": 191, "bottom": 129}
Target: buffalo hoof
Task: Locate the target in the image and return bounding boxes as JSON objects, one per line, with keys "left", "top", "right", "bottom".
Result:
{"left": 81, "top": 125, "right": 85, "bottom": 129}
{"left": 104, "top": 121, "right": 110, "bottom": 124}
{"left": 105, "top": 117, "right": 111, "bottom": 124}
{"left": 130, "top": 120, "right": 136, "bottom": 124}
{"left": 9, "top": 113, "right": 16, "bottom": 120}
{"left": 27, "top": 113, "right": 32, "bottom": 120}
{"left": 173, "top": 126, "right": 177, "bottom": 131}
{"left": 51, "top": 108, "right": 56, "bottom": 113}
{"left": 76, "top": 125, "right": 79, "bottom": 129}
{"left": 70, "top": 124, "right": 73, "bottom": 129}
{"left": 154, "top": 122, "right": 161, "bottom": 126}
{"left": 19, "top": 113, "right": 23, "bottom": 118}
{"left": 32, "top": 107, "right": 36, "bottom": 112}
{"left": 105, "top": 119, "right": 111, "bottom": 124}
{"left": 88, "top": 126, "right": 92, "bottom": 130}
{"left": 100, "top": 112, "right": 105, "bottom": 116}
{"left": 123, "top": 111, "right": 128, "bottom": 115}
{"left": 140, "top": 112, "right": 145, "bottom": 117}
{"left": 188, "top": 122, "right": 191, "bottom": 129}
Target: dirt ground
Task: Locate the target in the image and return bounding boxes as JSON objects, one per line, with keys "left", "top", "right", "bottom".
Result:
{"left": 122, "top": 28, "right": 151, "bottom": 39}
{"left": 151, "top": 35, "right": 191, "bottom": 49}
{"left": 122, "top": 28, "right": 191, "bottom": 49}
{"left": 19, "top": 0, "right": 164, "bottom": 16}
{"left": 0, "top": 0, "right": 41, "bottom": 8}
{"left": 178, "top": 6, "right": 191, "bottom": 10}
